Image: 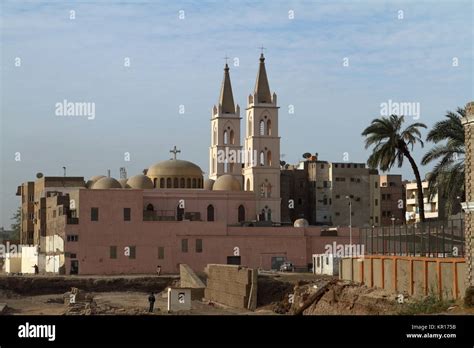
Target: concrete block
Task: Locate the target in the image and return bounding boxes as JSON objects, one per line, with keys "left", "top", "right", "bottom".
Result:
{"left": 167, "top": 287, "right": 191, "bottom": 312}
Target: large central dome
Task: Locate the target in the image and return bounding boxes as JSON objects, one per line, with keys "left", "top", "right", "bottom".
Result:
{"left": 147, "top": 159, "right": 203, "bottom": 177}
{"left": 147, "top": 159, "right": 204, "bottom": 189}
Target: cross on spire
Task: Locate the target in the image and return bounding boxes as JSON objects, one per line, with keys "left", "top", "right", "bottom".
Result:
{"left": 258, "top": 45, "right": 266, "bottom": 55}
{"left": 223, "top": 54, "right": 230, "bottom": 65}
{"left": 170, "top": 145, "right": 181, "bottom": 160}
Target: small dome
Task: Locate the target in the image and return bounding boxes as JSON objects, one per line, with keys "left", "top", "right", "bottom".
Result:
{"left": 92, "top": 177, "right": 122, "bottom": 189}
{"left": 147, "top": 159, "right": 203, "bottom": 177}
{"left": 213, "top": 175, "right": 241, "bottom": 191}
{"left": 294, "top": 218, "right": 309, "bottom": 228}
{"left": 86, "top": 175, "right": 106, "bottom": 188}
{"left": 203, "top": 179, "right": 215, "bottom": 190}
{"left": 127, "top": 174, "right": 153, "bottom": 189}
{"left": 118, "top": 178, "right": 129, "bottom": 188}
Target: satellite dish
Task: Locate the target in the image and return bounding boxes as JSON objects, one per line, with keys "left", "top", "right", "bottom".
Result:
{"left": 36, "top": 172, "right": 43, "bottom": 179}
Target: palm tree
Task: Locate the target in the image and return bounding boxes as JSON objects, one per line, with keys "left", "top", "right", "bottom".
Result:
{"left": 362, "top": 115, "right": 427, "bottom": 222}
{"left": 421, "top": 107, "right": 465, "bottom": 216}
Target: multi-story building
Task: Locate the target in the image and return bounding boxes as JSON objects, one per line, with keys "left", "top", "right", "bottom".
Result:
{"left": 379, "top": 175, "right": 405, "bottom": 226}
{"left": 404, "top": 180, "right": 444, "bottom": 223}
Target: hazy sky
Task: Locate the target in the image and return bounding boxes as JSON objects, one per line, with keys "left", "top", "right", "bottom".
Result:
{"left": 1, "top": 0, "right": 472, "bottom": 227}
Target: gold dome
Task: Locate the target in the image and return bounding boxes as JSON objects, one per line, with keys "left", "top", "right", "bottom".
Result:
{"left": 147, "top": 159, "right": 203, "bottom": 177}
{"left": 213, "top": 175, "right": 241, "bottom": 191}
{"left": 92, "top": 177, "right": 122, "bottom": 189}
{"left": 127, "top": 174, "right": 153, "bottom": 189}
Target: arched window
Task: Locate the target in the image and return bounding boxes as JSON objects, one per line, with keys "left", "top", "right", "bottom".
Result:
{"left": 177, "top": 205, "right": 184, "bottom": 221}
{"left": 267, "top": 119, "right": 272, "bottom": 135}
{"left": 230, "top": 130, "right": 235, "bottom": 145}
{"left": 267, "top": 151, "right": 272, "bottom": 166}
{"left": 259, "top": 120, "right": 265, "bottom": 135}
{"left": 260, "top": 183, "right": 266, "bottom": 197}
{"left": 146, "top": 203, "right": 154, "bottom": 211}
{"left": 160, "top": 178, "right": 165, "bottom": 188}
{"left": 246, "top": 179, "right": 251, "bottom": 191}
{"left": 187, "top": 178, "right": 191, "bottom": 188}
{"left": 213, "top": 126, "right": 217, "bottom": 145}
{"left": 173, "top": 178, "right": 178, "bottom": 188}
{"left": 153, "top": 178, "right": 157, "bottom": 188}
{"left": 248, "top": 117, "right": 252, "bottom": 136}
{"left": 166, "top": 178, "right": 171, "bottom": 188}
{"left": 192, "top": 178, "right": 197, "bottom": 188}
{"left": 260, "top": 151, "right": 265, "bottom": 166}
{"left": 238, "top": 205, "right": 245, "bottom": 222}
{"left": 180, "top": 178, "right": 185, "bottom": 188}
{"left": 224, "top": 130, "right": 228, "bottom": 145}
{"left": 268, "top": 209, "right": 272, "bottom": 221}
{"left": 207, "top": 205, "right": 215, "bottom": 221}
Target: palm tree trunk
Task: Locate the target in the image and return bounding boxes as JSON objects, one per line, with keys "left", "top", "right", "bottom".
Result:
{"left": 404, "top": 151, "right": 426, "bottom": 222}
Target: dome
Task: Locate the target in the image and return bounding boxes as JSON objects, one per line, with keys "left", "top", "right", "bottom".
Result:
{"left": 118, "top": 178, "right": 129, "bottom": 188}
{"left": 147, "top": 159, "right": 203, "bottom": 177}
{"left": 213, "top": 175, "right": 241, "bottom": 191}
{"left": 203, "top": 179, "right": 215, "bottom": 190}
{"left": 92, "top": 177, "right": 122, "bottom": 189}
{"left": 86, "top": 175, "right": 106, "bottom": 188}
{"left": 127, "top": 174, "right": 153, "bottom": 189}
{"left": 294, "top": 218, "right": 309, "bottom": 228}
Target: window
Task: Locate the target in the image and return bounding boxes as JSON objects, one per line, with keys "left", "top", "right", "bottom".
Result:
{"left": 91, "top": 207, "right": 99, "bottom": 221}
{"left": 375, "top": 216, "right": 379, "bottom": 223}
{"left": 181, "top": 239, "right": 188, "bottom": 253}
{"left": 335, "top": 212, "right": 340, "bottom": 216}
{"left": 124, "top": 208, "right": 131, "bottom": 221}
{"left": 192, "top": 178, "right": 197, "bottom": 188}
{"left": 335, "top": 195, "right": 340, "bottom": 199}
{"left": 238, "top": 205, "right": 245, "bottom": 222}
{"left": 110, "top": 246, "right": 117, "bottom": 259}
{"left": 326, "top": 256, "right": 329, "bottom": 265}
{"left": 375, "top": 182, "right": 378, "bottom": 188}
{"left": 350, "top": 178, "right": 355, "bottom": 182}
{"left": 224, "top": 130, "right": 228, "bottom": 144}
{"left": 166, "top": 178, "right": 171, "bottom": 188}
{"left": 160, "top": 178, "right": 165, "bottom": 188}
{"left": 67, "top": 235, "right": 78, "bottom": 242}
{"left": 375, "top": 199, "right": 378, "bottom": 206}
{"left": 158, "top": 246, "right": 164, "bottom": 260}
{"left": 267, "top": 119, "right": 271, "bottom": 135}
{"left": 196, "top": 239, "right": 203, "bottom": 253}
{"left": 129, "top": 246, "right": 136, "bottom": 259}
{"left": 70, "top": 253, "right": 77, "bottom": 259}
{"left": 320, "top": 164, "right": 324, "bottom": 169}
{"left": 230, "top": 130, "right": 235, "bottom": 144}
{"left": 53, "top": 210, "right": 56, "bottom": 218}
{"left": 267, "top": 151, "right": 272, "bottom": 166}
{"left": 146, "top": 203, "right": 154, "bottom": 211}
{"left": 180, "top": 178, "right": 185, "bottom": 188}
{"left": 260, "top": 151, "right": 265, "bottom": 166}
{"left": 174, "top": 178, "right": 178, "bottom": 188}
{"left": 259, "top": 120, "right": 265, "bottom": 135}
{"left": 341, "top": 164, "right": 345, "bottom": 168}
{"left": 207, "top": 205, "right": 215, "bottom": 221}
{"left": 29, "top": 195, "right": 34, "bottom": 202}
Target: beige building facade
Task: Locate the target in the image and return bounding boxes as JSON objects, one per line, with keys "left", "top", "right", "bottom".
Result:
{"left": 462, "top": 101, "right": 474, "bottom": 290}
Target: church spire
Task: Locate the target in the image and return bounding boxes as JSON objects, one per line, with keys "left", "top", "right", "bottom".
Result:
{"left": 254, "top": 53, "right": 272, "bottom": 104}
{"left": 219, "top": 63, "right": 235, "bottom": 114}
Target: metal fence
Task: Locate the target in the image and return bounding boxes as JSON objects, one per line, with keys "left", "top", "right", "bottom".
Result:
{"left": 360, "top": 219, "right": 465, "bottom": 257}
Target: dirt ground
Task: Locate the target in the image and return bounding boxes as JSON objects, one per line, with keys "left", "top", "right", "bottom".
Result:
{"left": 0, "top": 272, "right": 472, "bottom": 315}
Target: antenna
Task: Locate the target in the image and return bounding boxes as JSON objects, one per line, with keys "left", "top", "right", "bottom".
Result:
{"left": 107, "top": 169, "right": 111, "bottom": 178}
{"left": 120, "top": 167, "right": 127, "bottom": 179}
{"left": 62, "top": 167, "right": 66, "bottom": 177}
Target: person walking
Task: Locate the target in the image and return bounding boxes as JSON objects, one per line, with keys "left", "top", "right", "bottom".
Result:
{"left": 148, "top": 292, "right": 155, "bottom": 313}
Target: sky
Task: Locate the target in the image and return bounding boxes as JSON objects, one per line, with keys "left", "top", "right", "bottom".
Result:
{"left": 0, "top": 0, "right": 472, "bottom": 227}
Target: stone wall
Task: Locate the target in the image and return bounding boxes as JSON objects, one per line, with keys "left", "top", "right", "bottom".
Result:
{"left": 204, "top": 264, "right": 257, "bottom": 310}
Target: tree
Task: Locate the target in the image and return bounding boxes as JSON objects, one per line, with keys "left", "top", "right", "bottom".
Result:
{"left": 302, "top": 152, "right": 311, "bottom": 159}
{"left": 421, "top": 107, "right": 465, "bottom": 216}
{"left": 362, "top": 114, "right": 427, "bottom": 222}
{"left": 10, "top": 206, "right": 21, "bottom": 241}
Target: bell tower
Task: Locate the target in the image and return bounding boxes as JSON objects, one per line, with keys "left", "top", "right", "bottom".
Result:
{"left": 209, "top": 63, "right": 242, "bottom": 185}
{"left": 243, "top": 54, "right": 281, "bottom": 222}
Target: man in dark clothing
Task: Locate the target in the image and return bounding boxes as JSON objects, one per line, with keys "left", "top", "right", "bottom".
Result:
{"left": 148, "top": 292, "right": 155, "bottom": 313}
{"left": 33, "top": 264, "right": 39, "bottom": 275}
